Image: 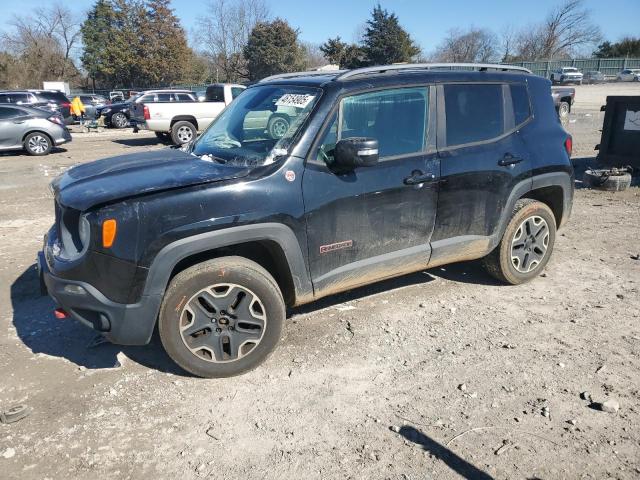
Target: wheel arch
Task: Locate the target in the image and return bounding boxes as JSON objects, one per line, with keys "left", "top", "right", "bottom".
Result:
{"left": 143, "top": 223, "right": 313, "bottom": 309}
{"left": 521, "top": 185, "right": 565, "bottom": 228}
{"left": 170, "top": 116, "right": 198, "bottom": 130}
{"left": 22, "top": 129, "right": 54, "bottom": 144}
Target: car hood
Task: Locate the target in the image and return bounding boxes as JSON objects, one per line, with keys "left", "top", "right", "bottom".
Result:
{"left": 52, "top": 148, "right": 251, "bottom": 211}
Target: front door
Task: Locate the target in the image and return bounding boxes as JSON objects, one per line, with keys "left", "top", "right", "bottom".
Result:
{"left": 429, "top": 82, "right": 532, "bottom": 265}
{"left": 303, "top": 86, "right": 439, "bottom": 297}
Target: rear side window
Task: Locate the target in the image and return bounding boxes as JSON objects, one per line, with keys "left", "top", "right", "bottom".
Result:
{"left": 157, "top": 93, "right": 173, "bottom": 102}
{"left": 0, "top": 93, "right": 10, "bottom": 103}
{"left": 444, "top": 84, "right": 504, "bottom": 146}
{"left": 231, "top": 87, "right": 245, "bottom": 99}
{"left": 176, "top": 93, "right": 194, "bottom": 101}
{"left": 206, "top": 86, "right": 225, "bottom": 102}
{"left": 510, "top": 84, "right": 531, "bottom": 126}
{"left": 11, "top": 93, "right": 31, "bottom": 104}
{"left": 38, "top": 91, "right": 69, "bottom": 103}
{"left": 0, "top": 107, "right": 22, "bottom": 119}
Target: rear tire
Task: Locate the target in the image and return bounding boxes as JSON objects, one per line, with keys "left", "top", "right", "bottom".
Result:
{"left": 159, "top": 257, "right": 285, "bottom": 378}
{"left": 482, "top": 199, "right": 556, "bottom": 285}
{"left": 111, "top": 112, "right": 128, "bottom": 129}
{"left": 558, "top": 101, "right": 570, "bottom": 126}
{"left": 24, "top": 132, "right": 52, "bottom": 156}
{"left": 171, "top": 121, "right": 196, "bottom": 145}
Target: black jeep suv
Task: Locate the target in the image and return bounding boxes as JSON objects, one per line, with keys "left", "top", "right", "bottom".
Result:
{"left": 39, "top": 63, "right": 574, "bottom": 378}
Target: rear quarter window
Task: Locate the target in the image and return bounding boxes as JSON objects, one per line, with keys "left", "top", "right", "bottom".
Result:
{"left": 510, "top": 84, "right": 531, "bottom": 126}
{"left": 444, "top": 84, "right": 504, "bottom": 147}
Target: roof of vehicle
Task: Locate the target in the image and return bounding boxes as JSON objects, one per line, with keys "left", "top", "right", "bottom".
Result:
{"left": 255, "top": 63, "right": 540, "bottom": 91}
{"left": 141, "top": 89, "right": 194, "bottom": 94}
{"left": 0, "top": 104, "right": 52, "bottom": 116}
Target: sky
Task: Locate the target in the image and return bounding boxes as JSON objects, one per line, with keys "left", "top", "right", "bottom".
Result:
{"left": 3, "top": 0, "right": 639, "bottom": 54}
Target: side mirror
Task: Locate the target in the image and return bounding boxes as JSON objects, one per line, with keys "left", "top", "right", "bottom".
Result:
{"left": 333, "top": 137, "right": 379, "bottom": 171}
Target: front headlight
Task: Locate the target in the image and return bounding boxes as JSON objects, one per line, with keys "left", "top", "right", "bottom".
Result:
{"left": 102, "top": 108, "right": 111, "bottom": 114}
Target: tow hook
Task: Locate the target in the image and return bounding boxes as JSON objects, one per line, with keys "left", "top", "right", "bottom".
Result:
{"left": 54, "top": 307, "right": 68, "bottom": 319}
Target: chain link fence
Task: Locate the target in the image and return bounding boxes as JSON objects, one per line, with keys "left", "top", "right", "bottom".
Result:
{"left": 504, "top": 57, "right": 640, "bottom": 78}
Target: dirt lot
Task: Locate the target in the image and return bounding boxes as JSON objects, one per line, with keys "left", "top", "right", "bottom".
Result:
{"left": 1, "top": 83, "right": 639, "bottom": 480}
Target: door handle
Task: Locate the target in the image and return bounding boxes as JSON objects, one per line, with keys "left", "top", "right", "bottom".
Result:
{"left": 13, "top": 120, "right": 25, "bottom": 124}
{"left": 498, "top": 153, "right": 524, "bottom": 167}
{"left": 404, "top": 170, "right": 435, "bottom": 185}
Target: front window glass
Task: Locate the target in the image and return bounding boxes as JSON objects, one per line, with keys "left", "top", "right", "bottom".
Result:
{"left": 339, "top": 87, "right": 428, "bottom": 157}
{"left": 191, "top": 85, "right": 320, "bottom": 166}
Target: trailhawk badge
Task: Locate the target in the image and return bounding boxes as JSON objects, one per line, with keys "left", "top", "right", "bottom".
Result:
{"left": 285, "top": 170, "right": 296, "bottom": 182}
{"left": 320, "top": 240, "right": 353, "bottom": 254}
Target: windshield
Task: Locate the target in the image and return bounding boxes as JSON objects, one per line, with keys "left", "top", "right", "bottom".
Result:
{"left": 191, "top": 85, "right": 321, "bottom": 166}
{"left": 564, "top": 68, "right": 578, "bottom": 72}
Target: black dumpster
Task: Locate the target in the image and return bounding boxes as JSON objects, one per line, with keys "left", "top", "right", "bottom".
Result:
{"left": 597, "top": 96, "right": 640, "bottom": 168}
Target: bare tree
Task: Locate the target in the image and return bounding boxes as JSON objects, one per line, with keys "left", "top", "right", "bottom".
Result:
{"left": 1, "top": 3, "right": 81, "bottom": 87}
{"left": 510, "top": 0, "right": 602, "bottom": 60}
{"left": 195, "top": 0, "right": 270, "bottom": 82}
{"left": 500, "top": 24, "right": 518, "bottom": 62}
{"left": 432, "top": 27, "right": 499, "bottom": 63}
{"left": 301, "top": 42, "right": 327, "bottom": 70}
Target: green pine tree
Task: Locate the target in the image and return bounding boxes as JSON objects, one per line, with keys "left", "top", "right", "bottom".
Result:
{"left": 140, "top": 0, "right": 192, "bottom": 87}
{"left": 244, "top": 19, "right": 304, "bottom": 81}
{"left": 80, "top": 0, "right": 117, "bottom": 88}
{"left": 360, "top": 4, "right": 420, "bottom": 66}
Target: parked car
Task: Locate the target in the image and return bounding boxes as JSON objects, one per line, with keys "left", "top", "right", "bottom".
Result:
{"left": 0, "top": 105, "right": 71, "bottom": 155}
{"left": 0, "top": 90, "right": 72, "bottom": 124}
{"left": 583, "top": 71, "right": 606, "bottom": 84}
{"left": 131, "top": 84, "right": 244, "bottom": 144}
{"left": 109, "top": 91, "right": 125, "bottom": 102}
{"left": 39, "top": 63, "right": 574, "bottom": 378}
{"left": 76, "top": 94, "right": 109, "bottom": 120}
{"left": 98, "top": 89, "right": 196, "bottom": 129}
{"left": 616, "top": 69, "right": 640, "bottom": 82}
{"left": 550, "top": 67, "right": 583, "bottom": 85}
{"left": 551, "top": 86, "right": 575, "bottom": 124}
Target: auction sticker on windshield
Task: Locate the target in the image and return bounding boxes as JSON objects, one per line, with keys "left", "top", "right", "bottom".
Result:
{"left": 276, "top": 94, "right": 315, "bottom": 109}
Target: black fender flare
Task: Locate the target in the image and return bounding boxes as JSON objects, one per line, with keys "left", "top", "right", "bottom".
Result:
{"left": 491, "top": 171, "right": 573, "bottom": 252}
{"left": 142, "top": 223, "right": 313, "bottom": 303}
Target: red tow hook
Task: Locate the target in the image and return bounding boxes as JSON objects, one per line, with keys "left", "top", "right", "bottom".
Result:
{"left": 54, "top": 308, "right": 68, "bottom": 320}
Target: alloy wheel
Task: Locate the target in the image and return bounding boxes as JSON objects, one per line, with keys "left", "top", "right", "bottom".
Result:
{"left": 179, "top": 283, "right": 267, "bottom": 363}
{"left": 27, "top": 135, "right": 49, "bottom": 154}
{"left": 511, "top": 215, "right": 549, "bottom": 273}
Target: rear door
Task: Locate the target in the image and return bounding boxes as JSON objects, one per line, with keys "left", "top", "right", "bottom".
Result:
{"left": 0, "top": 107, "right": 28, "bottom": 148}
{"left": 303, "top": 86, "right": 439, "bottom": 296}
{"left": 429, "top": 82, "right": 532, "bottom": 263}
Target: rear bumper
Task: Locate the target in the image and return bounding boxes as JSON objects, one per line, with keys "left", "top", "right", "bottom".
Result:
{"left": 38, "top": 251, "right": 161, "bottom": 345}
{"left": 54, "top": 128, "right": 72, "bottom": 145}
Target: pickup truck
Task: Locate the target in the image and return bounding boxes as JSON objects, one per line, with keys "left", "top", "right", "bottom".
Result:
{"left": 551, "top": 86, "right": 575, "bottom": 124}
{"left": 132, "top": 83, "right": 246, "bottom": 145}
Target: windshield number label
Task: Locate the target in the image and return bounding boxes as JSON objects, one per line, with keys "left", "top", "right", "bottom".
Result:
{"left": 276, "top": 94, "right": 315, "bottom": 109}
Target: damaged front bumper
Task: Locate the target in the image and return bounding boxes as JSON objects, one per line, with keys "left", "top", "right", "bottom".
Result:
{"left": 37, "top": 242, "right": 161, "bottom": 346}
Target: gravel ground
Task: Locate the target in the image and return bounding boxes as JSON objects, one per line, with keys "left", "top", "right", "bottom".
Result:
{"left": 1, "top": 84, "right": 639, "bottom": 479}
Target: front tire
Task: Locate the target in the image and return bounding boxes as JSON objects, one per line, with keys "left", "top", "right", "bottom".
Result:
{"left": 482, "top": 199, "right": 556, "bottom": 285}
{"left": 24, "top": 132, "right": 52, "bottom": 156}
{"left": 171, "top": 121, "right": 196, "bottom": 145}
{"left": 159, "top": 257, "right": 285, "bottom": 378}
